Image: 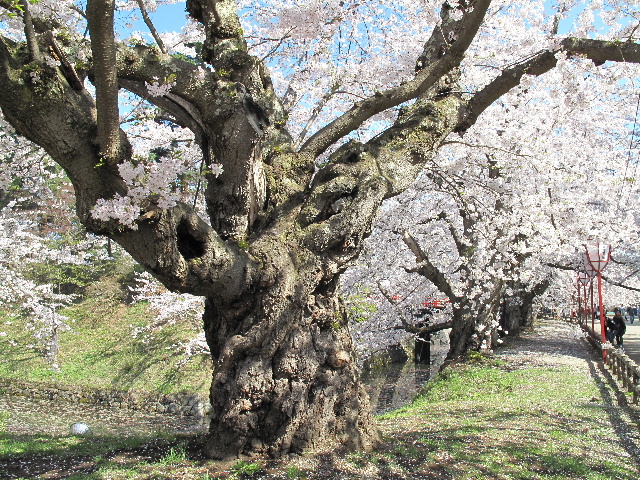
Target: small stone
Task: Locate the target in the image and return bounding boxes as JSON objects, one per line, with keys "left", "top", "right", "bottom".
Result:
{"left": 70, "top": 423, "right": 93, "bottom": 436}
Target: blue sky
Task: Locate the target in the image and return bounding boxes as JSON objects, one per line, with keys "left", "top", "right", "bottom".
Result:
{"left": 116, "top": 1, "right": 188, "bottom": 37}
{"left": 120, "top": 1, "right": 620, "bottom": 42}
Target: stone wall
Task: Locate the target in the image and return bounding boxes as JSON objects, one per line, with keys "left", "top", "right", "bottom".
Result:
{"left": 0, "top": 378, "right": 211, "bottom": 418}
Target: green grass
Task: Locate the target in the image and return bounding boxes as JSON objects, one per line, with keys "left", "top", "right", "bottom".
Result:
{"left": 373, "top": 354, "right": 639, "bottom": 480}
{"left": 0, "top": 281, "right": 212, "bottom": 396}
{"left": 230, "top": 460, "right": 263, "bottom": 477}
{"left": 1, "top": 355, "right": 638, "bottom": 479}
{"left": 2, "top": 318, "right": 639, "bottom": 479}
{"left": 0, "top": 432, "right": 153, "bottom": 458}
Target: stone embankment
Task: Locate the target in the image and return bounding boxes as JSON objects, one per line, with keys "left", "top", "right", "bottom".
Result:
{"left": 0, "top": 378, "right": 211, "bottom": 418}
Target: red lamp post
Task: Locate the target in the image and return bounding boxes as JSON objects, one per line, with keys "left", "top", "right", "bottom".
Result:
{"left": 575, "top": 277, "right": 582, "bottom": 322}
{"left": 577, "top": 273, "right": 591, "bottom": 326}
{"left": 584, "top": 242, "right": 611, "bottom": 359}
{"left": 582, "top": 252, "right": 597, "bottom": 331}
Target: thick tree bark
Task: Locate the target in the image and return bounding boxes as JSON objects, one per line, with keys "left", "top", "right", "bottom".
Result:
{"left": 500, "top": 279, "right": 551, "bottom": 335}
{"left": 202, "top": 281, "right": 378, "bottom": 458}
{"left": 86, "top": 0, "right": 122, "bottom": 164}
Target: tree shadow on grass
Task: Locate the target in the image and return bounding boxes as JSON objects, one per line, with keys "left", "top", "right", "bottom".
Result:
{"left": 0, "top": 432, "right": 203, "bottom": 480}
{"left": 1, "top": 421, "right": 637, "bottom": 480}
{"left": 586, "top": 357, "right": 640, "bottom": 471}
{"left": 374, "top": 403, "right": 640, "bottom": 480}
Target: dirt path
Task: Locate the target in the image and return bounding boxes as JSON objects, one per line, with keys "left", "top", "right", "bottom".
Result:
{"left": 621, "top": 320, "right": 640, "bottom": 365}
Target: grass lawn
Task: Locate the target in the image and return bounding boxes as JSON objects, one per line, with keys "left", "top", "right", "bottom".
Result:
{"left": 1, "top": 350, "right": 639, "bottom": 479}
{"left": 0, "top": 279, "right": 212, "bottom": 396}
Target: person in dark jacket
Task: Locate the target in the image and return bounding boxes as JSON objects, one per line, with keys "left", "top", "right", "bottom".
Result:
{"left": 627, "top": 306, "right": 637, "bottom": 324}
{"left": 606, "top": 313, "right": 618, "bottom": 344}
{"left": 614, "top": 310, "right": 627, "bottom": 347}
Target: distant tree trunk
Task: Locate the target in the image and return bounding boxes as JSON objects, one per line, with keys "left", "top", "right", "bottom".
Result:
{"left": 500, "top": 279, "right": 550, "bottom": 336}
{"left": 447, "top": 279, "right": 504, "bottom": 359}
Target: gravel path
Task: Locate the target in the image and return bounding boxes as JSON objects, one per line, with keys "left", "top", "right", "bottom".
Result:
{"left": 492, "top": 316, "right": 598, "bottom": 368}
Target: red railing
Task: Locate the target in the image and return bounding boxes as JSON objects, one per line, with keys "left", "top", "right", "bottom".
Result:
{"left": 422, "top": 298, "right": 451, "bottom": 309}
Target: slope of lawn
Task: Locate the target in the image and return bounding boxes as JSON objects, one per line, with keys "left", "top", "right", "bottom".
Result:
{"left": 0, "top": 276, "right": 212, "bottom": 397}
{"left": 2, "top": 344, "right": 640, "bottom": 479}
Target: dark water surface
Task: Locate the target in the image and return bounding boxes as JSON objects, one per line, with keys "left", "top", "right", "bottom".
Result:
{"left": 361, "top": 350, "right": 447, "bottom": 415}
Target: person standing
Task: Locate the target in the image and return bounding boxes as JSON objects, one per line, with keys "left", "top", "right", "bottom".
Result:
{"left": 612, "top": 308, "right": 627, "bottom": 347}
{"left": 606, "top": 313, "right": 618, "bottom": 345}
{"left": 626, "top": 306, "right": 635, "bottom": 323}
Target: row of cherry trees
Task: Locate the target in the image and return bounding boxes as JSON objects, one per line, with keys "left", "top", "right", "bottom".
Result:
{"left": 346, "top": 45, "right": 640, "bottom": 358}
{"left": 0, "top": 0, "right": 639, "bottom": 458}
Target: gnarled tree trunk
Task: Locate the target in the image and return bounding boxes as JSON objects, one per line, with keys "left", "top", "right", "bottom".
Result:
{"left": 447, "top": 278, "right": 505, "bottom": 358}
{"left": 202, "top": 280, "right": 377, "bottom": 458}
{"left": 500, "top": 279, "right": 550, "bottom": 336}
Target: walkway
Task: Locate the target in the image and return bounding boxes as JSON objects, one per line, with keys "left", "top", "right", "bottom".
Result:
{"left": 623, "top": 321, "right": 640, "bottom": 366}
{"left": 584, "top": 318, "right": 640, "bottom": 365}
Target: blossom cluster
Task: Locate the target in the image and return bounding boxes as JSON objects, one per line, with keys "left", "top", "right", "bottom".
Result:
{"left": 145, "top": 77, "right": 175, "bottom": 97}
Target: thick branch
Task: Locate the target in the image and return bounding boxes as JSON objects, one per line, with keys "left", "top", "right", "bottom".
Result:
{"left": 0, "top": 0, "right": 63, "bottom": 31}
{"left": 43, "top": 31, "right": 84, "bottom": 91}
{"left": 19, "top": 0, "right": 41, "bottom": 62}
{"left": 393, "top": 320, "right": 454, "bottom": 335}
{"left": 441, "top": 211, "right": 472, "bottom": 257}
{"left": 186, "top": 0, "right": 246, "bottom": 66}
{"left": 563, "top": 37, "right": 640, "bottom": 64}
{"left": 602, "top": 275, "right": 640, "bottom": 293}
{"left": 402, "top": 230, "right": 459, "bottom": 302}
{"left": 402, "top": 230, "right": 428, "bottom": 262}
{"left": 378, "top": 278, "right": 454, "bottom": 335}
{"left": 459, "top": 38, "right": 640, "bottom": 132}
{"left": 86, "top": 0, "right": 121, "bottom": 163}
{"left": 118, "top": 78, "right": 206, "bottom": 140}
{"left": 299, "top": 0, "right": 492, "bottom": 157}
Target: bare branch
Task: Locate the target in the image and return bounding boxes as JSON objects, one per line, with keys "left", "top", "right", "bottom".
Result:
{"left": 295, "top": 82, "right": 341, "bottom": 148}
{"left": 69, "top": 4, "right": 87, "bottom": 20}
{"left": 258, "top": 28, "right": 294, "bottom": 62}
{"left": 442, "top": 139, "right": 535, "bottom": 159}
{"left": 135, "top": 0, "right": 167, "bottom": 54}
{"left": 437, "top": 211, "right": 472, "bottom": 258}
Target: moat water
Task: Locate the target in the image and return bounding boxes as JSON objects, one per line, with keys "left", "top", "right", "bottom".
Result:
{"left": 361, "top": 349, "right": 447, "bottom": 415}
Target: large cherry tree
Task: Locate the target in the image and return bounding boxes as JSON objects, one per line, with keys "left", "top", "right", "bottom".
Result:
{"left": 0, "top": 0, "right": 639, "bottom": 459}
